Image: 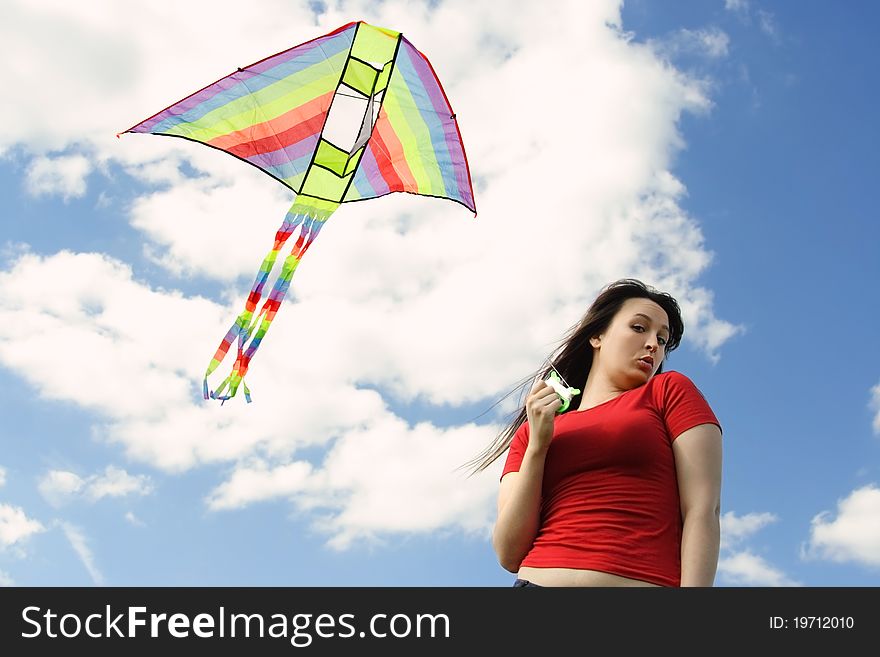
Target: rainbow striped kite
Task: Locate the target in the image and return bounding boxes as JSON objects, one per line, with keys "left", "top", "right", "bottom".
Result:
{"left": 123, "top": 21, "right": 476, "bottom": 403}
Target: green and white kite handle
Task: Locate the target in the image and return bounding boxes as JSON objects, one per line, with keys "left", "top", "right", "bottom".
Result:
{"left": 545, "top": 370, "right": 581, "bottom": 414}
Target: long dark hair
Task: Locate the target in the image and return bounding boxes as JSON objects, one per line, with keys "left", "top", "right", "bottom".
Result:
{"left": 463, "top": 279, "right": 684, "bottom": 475}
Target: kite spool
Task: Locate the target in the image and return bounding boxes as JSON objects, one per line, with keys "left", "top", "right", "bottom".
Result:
{"left": 545, "top": 369, "right": 581, "bottom": 414}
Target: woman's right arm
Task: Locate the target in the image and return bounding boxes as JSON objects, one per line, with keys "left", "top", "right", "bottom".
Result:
{"left": 492, "top": 449, "right": 549, "bottom": 571}
{"left": 492, "top": 380, "right": 559, "bottom": 572}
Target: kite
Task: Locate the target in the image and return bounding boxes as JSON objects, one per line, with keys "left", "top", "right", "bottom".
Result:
{"left": 122, "top": 21, "right": 476, "bottom": 403}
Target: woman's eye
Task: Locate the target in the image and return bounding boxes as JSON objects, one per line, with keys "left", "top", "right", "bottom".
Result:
{"left": 632, "top": 324, "right": 644, "bottom": 332}
{"left": 658, "top": 336, "right": 668, "bottom": 346}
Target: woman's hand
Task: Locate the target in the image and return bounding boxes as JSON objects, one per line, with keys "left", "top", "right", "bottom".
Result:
{"left": 525, "top": 378, "right": 561, "bottom": 453}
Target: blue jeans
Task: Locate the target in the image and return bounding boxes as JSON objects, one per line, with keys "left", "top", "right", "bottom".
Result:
{"left": 512, "top": 578, "right": 542, "bottom": 587}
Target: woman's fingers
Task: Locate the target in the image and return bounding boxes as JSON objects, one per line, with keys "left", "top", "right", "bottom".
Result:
{"left": 528, "top": 381, "right": 561, "bottom": 413}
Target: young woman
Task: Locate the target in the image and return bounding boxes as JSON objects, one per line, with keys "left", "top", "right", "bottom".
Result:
{"left": 470, "top": 279, "right": 722, "bottom": 587}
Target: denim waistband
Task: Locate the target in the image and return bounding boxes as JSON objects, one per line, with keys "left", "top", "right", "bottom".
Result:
{"left": 512, "top": 578, "right": 542, "bottom": 587}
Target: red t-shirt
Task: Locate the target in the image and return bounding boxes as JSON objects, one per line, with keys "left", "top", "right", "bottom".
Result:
{"left": 500, "top": 371, "right": 721, "bottom": 587}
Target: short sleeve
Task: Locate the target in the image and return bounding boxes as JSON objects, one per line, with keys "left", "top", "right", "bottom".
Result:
{"left": 500, "top": 421, "right": 530, "bottom": 480}
{"left": 658, "top": 371, "right": 721, "bottom": 440}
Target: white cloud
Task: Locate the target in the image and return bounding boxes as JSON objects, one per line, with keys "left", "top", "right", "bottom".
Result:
{"left": 0, "top": 250, "right": 226, "bottom": 425}
{"left": 717, "top": 551, "right": 801, "bottom": 586}
{"left": 207, "top": 420, "right": 499, "bottom": 549}
{"left": 803, "top": 485, "right": 880, "bottom": 568}
{"left": 25, "top": 154, "right": 92, "bottom": 200}
{"left": 0, "top": 503, "right": 45, "bottom": 549}
{"left": 206, "top": 460, "right": 314, "bottom": 511}
{"left": 124, "top": 511, "right": 145, "bottom": 527}
{"left": 39, "top": 466, "right": 152, "bottom": 507}
{"left": 651, "top": 27, "right": 730, "bottom": 60}
{"left": 314, "top": 420, "right": 499, "bottom": 549}
{"left": 0, "top": 465, "right": 6, "bottom": 487}
{"left": 127, "top": 162, "right": 292, "bottom": 281}
{"left": 58, "top": 521, "right": 104, "bottom": 585}
{"left": 721, "top": 510, "right": 777, "bottom": 550}
{"left": 0, "top": 570, "right": 13, "bottom": 586}
{"left": 717, "top": 510, "right": 797, "bottom": 586}
{"left": 696, "top": 28, "right": 731, "bottom": 58}
{"left": 870, "top": 382, "right": 880, "bottom": 434}
{"left": 723, "top": 0, "right": 780, "bottom": 42}
{"left": 757, "top": 9, "right": 778, "bottom": 39}
{"left": 38, "top": 470, "right": 85, "bottom": 507}
{"left": 0, "top": 0, "right": 743, "bottom": 546}
{"left": 85, "top": 466, "right": 153, "bottom": 501}
{"left": 0, "top": 0, "right": 316, "bottom": 155}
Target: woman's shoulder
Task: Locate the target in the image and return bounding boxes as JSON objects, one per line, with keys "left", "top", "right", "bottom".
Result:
{"left": 649, "top": 369, "right": 717, "bottom": 411}
{"left": 648, "top": 370, "right": 707, "bottom": 398}
{"left": 652, "top": 370, "right": 695, "bottom": 386}
{"left": 649, "top": 370, "right": 720, "bottom": 433}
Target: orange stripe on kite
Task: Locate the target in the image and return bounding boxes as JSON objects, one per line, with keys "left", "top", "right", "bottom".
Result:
{"left": 372, "top": 109, "right": 417, "bottom": 193}
{"left": 208, "top": 92, "right": 333, "bottom": 154}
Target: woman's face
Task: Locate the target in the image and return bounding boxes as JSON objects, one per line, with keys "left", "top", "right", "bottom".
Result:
{"left": 590, "top": 297, "right": 671, "bottom": 389}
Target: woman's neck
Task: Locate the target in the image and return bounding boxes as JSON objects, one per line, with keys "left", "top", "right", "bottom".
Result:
{"left": 576, "top": 370, "right": 626, "bottom": 411}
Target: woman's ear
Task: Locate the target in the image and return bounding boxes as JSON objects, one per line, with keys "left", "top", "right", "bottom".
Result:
{"left": 589, "top": 335, "right": 601, "bottom": 349}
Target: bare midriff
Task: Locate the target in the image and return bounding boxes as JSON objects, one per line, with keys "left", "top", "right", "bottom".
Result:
{"left": 517, "top": 566, "right": 661, "bottom": 587}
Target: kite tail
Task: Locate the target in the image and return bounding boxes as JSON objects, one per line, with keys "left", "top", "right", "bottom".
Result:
{"left": 204, "top": 204, "right": 330, "bottom": 403}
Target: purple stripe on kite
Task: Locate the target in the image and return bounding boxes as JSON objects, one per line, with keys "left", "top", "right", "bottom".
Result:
{"left": 396, "top": 46, "right": 458, "bottom": 201}
{"left": 398, "top": 40, "right": 469, "bottom": 206}
{"left": 348, "top": 145, "right": 388, "bottom": 200}
{"left": 253, "top": 151, "right": 314, "bottom": 187}
{"left": 135, "top": 25, "right": 356, "bottom": 134}
{"left": 405, "top": 40, "right": 474, "bottom": 211}
{"left": 244, "top": 334, "right": 266, "bottom": 360}
{"left": 268, "top": 282, "right": 291, "bottom": 303}
{"left": 349, "top": 172, "right": 374, "bottom": 200}
{"left": 134, "top": 73, "right": 247, "bottom": 134}
{"left": 400, "top": 41, "right": 452, "bottom": 128}
{"left": 246, "top": 133, "right": 319, "bottom": 169}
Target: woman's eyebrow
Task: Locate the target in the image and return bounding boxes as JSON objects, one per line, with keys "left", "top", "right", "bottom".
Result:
{"left": 634, "top": 313, "right": 670, "bottom": 333}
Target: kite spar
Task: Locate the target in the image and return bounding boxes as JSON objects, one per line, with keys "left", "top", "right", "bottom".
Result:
{"left": 122, "top": 21, "right": 476, "bottom": 402}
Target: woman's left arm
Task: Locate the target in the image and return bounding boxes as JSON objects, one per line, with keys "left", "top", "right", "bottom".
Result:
{"left": 673, "top": 423, "right": 723, "bottom": 587}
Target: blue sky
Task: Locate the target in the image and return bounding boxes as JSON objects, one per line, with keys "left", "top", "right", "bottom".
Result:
{"left": 1, "top": 0, "right": 878, "bottom": 587}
